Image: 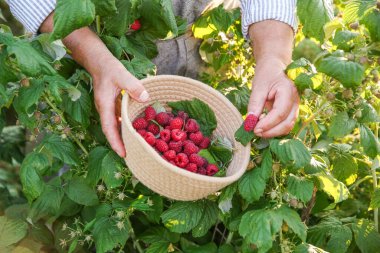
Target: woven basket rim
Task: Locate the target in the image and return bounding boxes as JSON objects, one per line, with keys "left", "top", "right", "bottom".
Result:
{"left": 121, "top": 75, "right": 250, "bottom": 184}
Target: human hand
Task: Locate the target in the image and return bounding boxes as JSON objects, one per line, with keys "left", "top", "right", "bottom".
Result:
{"left": 247, "top": 58, "right": 299, "bottom": 138}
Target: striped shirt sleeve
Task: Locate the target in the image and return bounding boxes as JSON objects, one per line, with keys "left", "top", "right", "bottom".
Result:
{"left": 240, "top": 0, "right": 298, "bottom": 38}
{"left": 5, "top": 0, "right": 56, "bottom": 34}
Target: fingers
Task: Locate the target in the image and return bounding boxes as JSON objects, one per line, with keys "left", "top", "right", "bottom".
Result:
{"left": 118, "top": 71, "right": 149, "bottom": 103}
{"left": 256, "top": 103, "right": 299, "bottom": 138}
{"left": 254, "top": 82, "right": 297, "bottom": 135}
{"left": 247, "top": 84, "right": 269, "bottom": 121}
{"left": 96, "top": 95, "right": 126, "bottom": 157}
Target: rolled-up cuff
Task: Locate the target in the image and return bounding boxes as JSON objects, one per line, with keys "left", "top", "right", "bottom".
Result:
{"left": 6, "top": 0, "right": 56, "bottom": 35}
{"left": 240, "top": 0, "right": 298, "bottom": 39}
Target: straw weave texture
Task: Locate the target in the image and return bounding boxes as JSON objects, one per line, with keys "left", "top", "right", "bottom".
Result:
{"left": 121, "top": 75, "right": 251, "bottom": 200}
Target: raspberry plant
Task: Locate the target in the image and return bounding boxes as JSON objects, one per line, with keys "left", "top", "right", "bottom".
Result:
{"left": 0, "top": 0, "right": 380, "bottom": 252}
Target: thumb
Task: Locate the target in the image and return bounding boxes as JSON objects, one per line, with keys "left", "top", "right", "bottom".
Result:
{"left": 247, "top": 86, "right": 268, "bottom": 124}
{"left": 119, "top": 72, "right": 150, "bottom": 103}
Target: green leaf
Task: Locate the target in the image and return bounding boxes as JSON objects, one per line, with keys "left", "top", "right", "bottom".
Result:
{"left": 361, "top": 8, "right": 380, "bottom": 42}
{"left": 317, "top": 56, "right": 364, "bottom": 87}
{"left": 145, "top": 241, "right": 170, "bottom": 253}
{"left": 234, "top": 123, "right": 254, "bottom": 146}
{"left": 41, "top": 134, "right": 79, "bottom": 166}
{"left": 332, "top": 30, "right": 359, "bottom": 51}
{"left": 20, "top": 152, "right": 49, "bottom": 202}
{"left": 296, "top": 0, "right": 333, "bottom": 42}
{"left": 52, "top": 0, "right": 95, "bottom": 40}
{"left": 328, "top": 112, "right": 357, "bottom": 138}
{"left": 36, "top": 34, "right": 67, "bottom": 61}
{"left": 92, "top": 217, "right": 129, "bottom": 253}
{"left": 343, "top": 0, "right": 376, "bottom": 23}
{"left": 370, "top": 188, "right": 380, "bottom": 208}
{"left": 91, "top": 0, "right": 117, "bottom": 16}
{"left": 63, "top": 85, "right": 92, "bottom": 127}
{"left": 359, "top": 124, "right": 380, "bottom": 159}
{"left": 313, "top": 173, "right": 349, "bottom": 203}
{"left": 101, "top": 35, "right": 123, "bottom": 59}
{"left": 238, "top": 149, "right": 272, "bottom": 203}
{"left": 276, "top": 205, "right": 307, "bottom": 241}
{"left": 64, "top": 178, "right": 99, "bottom": 206}
{"left": 183, "top": 242, "right": 218, "bottom": 253}
{"left": 294, "top": 73, "right": 313, "bottom": 90}
{"left": 121, "top": 57, "right": 156, "bottom": 79}
{"left": 331, "top": 154, "right": 358, "bottom": 185}
{"left": 104, "top": 0, "right": 139, "bottom": 36}
{"left": 168, "top": 98, "right": 217, "bottom": 137}
{"left": 13, "top": 79, "right": 45, "bottom": 120}
{"left": 68, "top": 239, "right": 78, "bottom": 253}
{"left": 161, "top": 201, "right": 203, "bottom": 233}
{"left": 0, "top": 216, "right": 28, "bottom": 247}
{"left": 192, "top": 200, "right": 219, "bottom": 237}
{"left": 286, "top": 174, "right": 314, "bottom": 203}
{"left": 270, "top": 139, "right": 311, "bottom": 168}
{"left": 140, "top": 226, "right": 179, "bottom": 252}
{"left": 351, "top": 219, "right": 380, "bottom": 253}
{"left": 0, "top": 51, "right": 18, "bottom": 85}
{"left": 145, "top": 195, "right": 164, "bottom": 223}
{"left": 294, "top": 243, "right": 329, "bottom": 253}
{"left": 358, "top": 102, "right": 380, "bottom": 123}
{"left": 218, "top": 183, "right": 237, "bottom": 214}
{"left": 7, "top": 40, "right": 56, "bottom": 76}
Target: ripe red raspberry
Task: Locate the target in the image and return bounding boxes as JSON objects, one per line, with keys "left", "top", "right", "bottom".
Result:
{"left": 155, "top": 112, "right": 170, "bottom": 126}
{"left": 155, "top": 139, "right": 169, "bottom": 153}
{"left": 183, "top": 140, "right": 193, "bottom": 147}
{"left": 206, "top": 164, "right": 219, "bottom": 176}
{"left": 177, "top": 111, "right": 189, "bottom": 121}
{"left": 168, "top": 141, "right": 183, "bottom": 153}
{"left": 199, "top": 137, "right": 210, "bottom": 149}
{"left": 163, "top": 150, "right": 176, "bottom": 160}
{"left": 175, "top": 153, "right": 189, "bottom": 168}
{"left": 198, "top": 167, "right": 207, "bottom": 175}
{"left": 185, "top": 119, "right": 200, "bottom": 133}
{"left": 160, "top": 129, "right": 171, "bottom": 142}
{"left": 189, "top": 154, "right": 205, "bottom": 167}
{"left": 189, "top": 131, "right": 203, "bottom": 145}
{"left": 169, "top": 160, "right": 176, "bottom": 166}
{"left": 183, "top": 142, "right": 199, "bottom": 156}
{"left": 137, "top": 129, "right": 147, "bottom": 137}
{"left": 171, "top": 129, "right": 187, "bottom": 142}
{"left": 130, "top": 19, "right": 141, "bottom": 31}
{"left": 169, "top": 117, "right": 184, "bottom": 130}
{"left": 132, "top": 117, "right": 148, "bottom": 130}
{"left": 147, "top": 123, "right": 160, "bottom": 135}
{"left": 185, "top": 163, "right": 198, "bottom": 173}
{"left": 244, "top": 113, "right": 259, "bottom": 131}
{"left": 144, "top": 132, "right": 156, "bottom": 146}
{"left": 144, "top": 106, "right": 156, "bottom": 121}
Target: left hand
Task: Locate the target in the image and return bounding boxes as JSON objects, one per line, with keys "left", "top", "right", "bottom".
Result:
{"left": 247, "top": 58, "right": 299, "bottom": 138}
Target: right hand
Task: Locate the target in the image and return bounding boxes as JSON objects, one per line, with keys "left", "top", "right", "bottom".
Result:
{"left": 92, "top": 57, "right": 149, "bottom": 157}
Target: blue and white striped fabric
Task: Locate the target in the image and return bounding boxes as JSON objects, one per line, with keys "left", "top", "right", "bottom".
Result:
{"left": 240, "top": 0, "right": 298, "bottom": 38}
{"left": 6, "top": 0, "right": 297, "bottom": 37}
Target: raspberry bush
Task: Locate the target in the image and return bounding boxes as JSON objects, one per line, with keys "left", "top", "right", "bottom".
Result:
{"left": 0, "top": 0, "right": 380, "bottom": 252}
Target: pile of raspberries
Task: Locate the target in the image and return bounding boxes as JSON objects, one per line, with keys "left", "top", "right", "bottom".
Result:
{"left": 132, "top": 105, "right": 219, "bottom": 176}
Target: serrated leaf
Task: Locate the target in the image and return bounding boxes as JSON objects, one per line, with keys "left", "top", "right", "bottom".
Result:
{"left": 361, "top": 8, "right": 380, "bottom": 42}
{"left": 92, "top": 0, "right": 117, "bottom": 16}
{"left": 317, "top": 56, "right": 364, "bottom": 87}
{"left": 168, "top": 98, "right": 217, "bottom": 137}
{"left": 192, "top": 200, "right": 218, "bottom": 237}
{"left": 294, "top": 243, "right": 329, "bottom": 253}
{"left": 313, "top": 173, "right": 349, "bottom": 203}
{"left": 328, "top": 112, "right": 356, "bottom": 138}
{"left": 0, "top": 50, "right": 18, "bottom": 85}
{"left": 182, "top": 242, "right": 218, "bottom": 253}
{"left": 0, "top": 216, "right": 27, "bottom": 247}
{"left": 270, "top": 139, "right": 311, "bottom": 168}
{"left": 36, "top": 34, "right": 66, "bottom": 61}
{"left": 358, "top": 102, "right": 380, "bottom": 123}
{"left": 92, "top": 217, "right": 129, "bottom": 253}
{"left": 145, "top": 241, "right": 170, "bottom": 253}
{"left": 234, "top": 123, "right": 254, "bottom": 146}
{"left": 121, "top": 57, "right": 156, "bottom": 79}
{"left": 52, "top": 0, "right": 95, "bottom": 40}
{"left": 104, "top": 0, "right": 139, "bottom": 36}
{"left": 287, "top": 174, "right": 314, "bottom": 203}
{"left": 63, "top": 85, "right": 92, "bottom": 127}
{"left": 332, "top": 30, "right": 359, "bottom": 51}
{"left": 140, "top": 227, "right": 180, "bottom": 245}
{"left": 359, "top": 124, "right": 380, "bottom": 159}
{"left": 297, "top": 0, "right": 333, "bottom": 42}
{"left": 343, "top": 0, "right": 376, "bottom": 23}
{"left": 41, "top": 134, "right": 79, "bottom": 166}
{"left": 351, "top": 219, "right": 380, "bottom": 253}
{"left": 161, "top": 201, "right": 203, "bottom": 233}
{"left": 64, "top": 178, "right": 99, "bottom": 206}
{"left": 370, "top": 188, "right": 380, "bottom": 208}
{"left": 218, "top": 183, "right": 237, "bottom": 213}
{"left": 331, "top": 154, "right": 358, "bottom": 185}
{"left": 276, "top": 205, "right": 307, "bottom": 241}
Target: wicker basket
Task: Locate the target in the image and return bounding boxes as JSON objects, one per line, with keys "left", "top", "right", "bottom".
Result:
{"left": 121, "top": 75, "right": 251, "bottom": 201}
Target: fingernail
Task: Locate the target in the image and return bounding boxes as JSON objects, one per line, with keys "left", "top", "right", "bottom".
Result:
{"left": 139, "top": 91, "right": 149, "bottom": 102}
{"left": 248, "top": 111, "right": 256, "bottom": 116}
{"left": 255, "top": 128, "right": 263, "bottom": 134}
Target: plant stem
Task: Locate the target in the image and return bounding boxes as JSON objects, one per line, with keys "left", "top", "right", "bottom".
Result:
{"left": 371, "top": 164, "right": 378, "bottom": 232}
{"left": 273, "top": 170, "right": 285, "bottom": 253}
{"left": 96, "top": 15, "right": 101, "bottom": 34}
{"left": 126, "top": 217, "right": 144, "bottom": 253}
{"left": 225, "top": 232, "right": 234, "bottom": 244}
{"left": 348, "top": 175, "right": 373, "bottom": 191}
{"left": 295, "top": 101, "right": 328, "bottom": 139}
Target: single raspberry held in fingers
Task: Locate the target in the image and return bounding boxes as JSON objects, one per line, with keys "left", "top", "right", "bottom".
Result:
{"left": 130, "top": 19, "right": 141, "bottom": 31}
{"left": 163, "top": 150, "right": 176, "bottom": 160}
{"left": 144, "top": 106, "right": 156, "bottom": 121}
{"left": 144, "top": 132, "right": 156, "bottom": 146}
{"left": 171, "top": 129, "right": 187, "bottom": 141}
{"left": 185, "top": 163, "right": 198, "bottom": 173}
{"left": 132, "top": 117, "right": 148, "bottom": 130}
{"left": 189, "top": 154, "right": 205, "bottom": 167}
{"left": 183, "top": 142, "right": 199, "bottom": 156}
{"left": 169, "top": 141, "right": 183, "bottom": 153}
{"left": 189, "top": 131, "right": 203, "bottom": 145}
{"left": 160, "top": 129, "right": 171, "bottom": 142}
{"left": 155, "top": 139, "right": 169, "bottom": 153}
{"left": 175, "top": 153, "right": 189, "bottom": 168}
{"left": 137, "top": 129, "right": 147, "bottom": 137}
{"left": 185, "top": 119, "right": 200, "bottom": 133}
{"left": 177, "top": 111, "right": 189, "bottom": 121}
{"left": 244, "top": 114, "right": 259, "bottom": 131}
{"left": 169, "top": 117, "right": 184, "bottom": 130}
{"left": 155, "top": 112, "right": 170, "bottom": 126}
{"left": 199, "top": 137, "right": 210, "bottom": 149}
{"left": 147, "top": 123, "right": 160, "bottom": 135}
{"left": 206, "top": 164, "right": 219, "bottom": 176}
